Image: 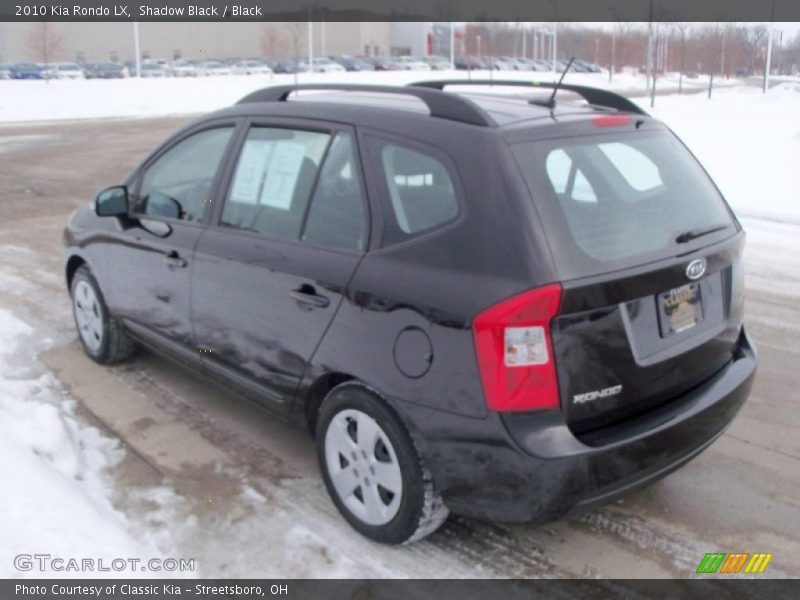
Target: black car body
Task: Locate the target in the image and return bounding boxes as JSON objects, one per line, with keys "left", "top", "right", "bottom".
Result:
{"left": 63, "top": 81, "right": 756, "bottom": 544}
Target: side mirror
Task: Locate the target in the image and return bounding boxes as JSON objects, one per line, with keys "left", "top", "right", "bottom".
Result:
{"left": 95, "top": 186, "right": 129, "bottom": 217}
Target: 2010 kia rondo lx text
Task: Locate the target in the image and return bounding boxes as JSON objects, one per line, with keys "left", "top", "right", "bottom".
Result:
{"left": 63, "top": 81, "right": 757, "bottom": 544}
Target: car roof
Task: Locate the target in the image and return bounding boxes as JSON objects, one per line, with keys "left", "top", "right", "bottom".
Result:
{"left": 209, "top": 83, "right": 649, "bottom": 134}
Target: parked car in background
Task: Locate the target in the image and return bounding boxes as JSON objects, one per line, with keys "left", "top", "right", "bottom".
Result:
{"left": 499, "top": 57, "right": 524, "bottom": 70}
{"left": 0, "top": 63, "right": 13, "bottom": 79}
{"left": 421, "top": 56, "right": 451, "bottom": 70}
{"left": 140, "top": 62, "right": 169, "bottom": 78}
{"left": 576, "top": 60, "right": 602, "bottom": 73}
{"left": 149, "top": 58, "right": 170, "bottom": 70}
{"left": 487, "top": 57, "right": 517, "bottom": 71}
{"left": 54, "top": 63, "right": 86, "bottom": 80}
{"left": 40, "top": 64, "right": 59, "bottom": 79}
{"left": 454, "top": 56, "right": 487, "bottom": 70}
{"left": 198, "top": 61, "right": 232, "bottom": 76}
{"left": 298, "top": 57, "right": 346, "bottom": 73}
{"left": 95, "top": 62, "right": 127, "bottom": 79}
{"left": 231, "top": 60, "right": 272, "bottom": 76}
{"left": 514, "top": 58, "right": 540, "bottom": 71}
{"left": 270, "top": 59, "right": 297, "bottom": 74}
{"left": 335, "top": 56, "right": 372, "bottom": 71}
{"left": 395, "top": 56, "right": 431, "bottom": 71}
{"left": 530, "top": 59, "right": 553, "bottom": 71}
{"left": 171, "top": 59, "right": 199, "bottom": 77}
{"left": 364, "top": 56, "right": 403, "bottom": 71}
{"left": 11, "top": 63, "right": 46, "bottom": 79}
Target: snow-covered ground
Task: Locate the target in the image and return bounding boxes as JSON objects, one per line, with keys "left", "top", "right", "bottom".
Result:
{"left": 639, "top": 82, "right": 800, "bottom": 224}
{"left": 0, "top": 69, "right": 731, "bottom": 123}
{"left": 0, "top": 308, "right": 179, "bottom": 578}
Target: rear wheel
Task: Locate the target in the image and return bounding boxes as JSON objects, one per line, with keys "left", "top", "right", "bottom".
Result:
{"left": 316, "top": 382, "right": 449, "bottom": 544}
{"left": 70, "top": 266, "right": 136, "bottom": 364}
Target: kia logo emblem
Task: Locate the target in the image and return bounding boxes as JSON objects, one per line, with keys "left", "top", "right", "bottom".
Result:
{"left": 686, "top": 258, "right": 707, "bottom": 281}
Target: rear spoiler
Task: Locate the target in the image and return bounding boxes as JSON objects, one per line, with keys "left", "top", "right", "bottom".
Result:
{"left": 409, "top": 80, "right": 647, "bottom": 116}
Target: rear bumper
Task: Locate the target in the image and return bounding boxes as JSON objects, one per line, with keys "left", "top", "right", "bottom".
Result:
{"left": 412, "top": 327, "right": 756, "bottom": 522}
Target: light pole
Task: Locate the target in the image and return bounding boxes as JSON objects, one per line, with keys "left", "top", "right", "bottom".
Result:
{"left": 450, "top": 22, "right": 455, "bottom": 69}
{"left": 764, "top": 23, "right": 774, "bottom": 92}
{"left": 133, "top": 21, "right": 141, "bottom": 78}
{"left": 552, "top": 23, "right": 558, "bottom": 72}
{"left": 307, "top": 8, "right": 314, "bottom": 74}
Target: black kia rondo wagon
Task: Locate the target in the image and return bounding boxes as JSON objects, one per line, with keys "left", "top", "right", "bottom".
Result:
{"left": 63, "top": 81, "right": 757, "bottom": 544}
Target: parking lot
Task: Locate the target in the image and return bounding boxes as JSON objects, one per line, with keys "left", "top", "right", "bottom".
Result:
{"left": 1, "top": 116, "right": 798, "bottom": 578}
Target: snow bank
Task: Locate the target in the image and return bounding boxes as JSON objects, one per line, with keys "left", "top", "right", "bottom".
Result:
{"left": 0, "top": 308, "right": 166, "bottom": 578}
{"left": 0, "top": 69, "right": 717, "bottom": 124}
{"left": 639, "top": 83, "right": 800, "bottom": 224}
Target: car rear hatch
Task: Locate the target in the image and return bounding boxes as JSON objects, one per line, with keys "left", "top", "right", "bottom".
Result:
{"left": 509, "top": 121, "right": 745, "bottom": 434}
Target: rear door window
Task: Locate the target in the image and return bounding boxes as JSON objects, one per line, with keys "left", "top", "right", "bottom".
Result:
{"left": 368, "top": 137, "right": 459, "bottom": 245}
{"left": 511, "top": 131, "right": 736, "bottom": 279}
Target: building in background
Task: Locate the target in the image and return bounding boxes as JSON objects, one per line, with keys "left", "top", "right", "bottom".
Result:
{"left": 390, "top": 22, "right": 462, "bottom": 57}
{"left": 0, "top": 21, "right": 393, "bottom": 63}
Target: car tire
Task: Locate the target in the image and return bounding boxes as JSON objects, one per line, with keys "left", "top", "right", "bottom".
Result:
{"left": 316, "top": 382, "right": 449, "bottom": 544}
{"left": 70, "top": 265, "right": 136, "bottom": 364}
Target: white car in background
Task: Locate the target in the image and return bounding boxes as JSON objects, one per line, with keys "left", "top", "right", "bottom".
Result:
{"left": 139, "top": 62, "right": 170, "bottom": 78}
{"left": 198, "top": 60, "right": 232, "bottom": 76}
{"left": 54, "top": 63, "right": 86, "bottom": 79}
{"left": 231, "top": 60, "right": 272, "bottom": 76}
{"left": 298, "top": 57, "right": 346, "bottom": 73}
{"left": 38, "top": 64, "right": 58, "bottom": 79}
{"left": 396, "top": 56, "right": 432, "bottom": 71}
{"left": 171, "top": 60, "right": 199, "bottom": 77}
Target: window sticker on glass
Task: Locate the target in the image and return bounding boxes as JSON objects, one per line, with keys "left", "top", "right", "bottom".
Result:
{"left": 259, "top": 141, "right": 307, "bottom": 210}
{"left": 230, "top": 139, "right": 273, "bottom": 204}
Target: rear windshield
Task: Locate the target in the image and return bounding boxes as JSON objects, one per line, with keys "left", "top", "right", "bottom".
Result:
{"left": 510, "top": 131, "right": 737, "bottom": 280}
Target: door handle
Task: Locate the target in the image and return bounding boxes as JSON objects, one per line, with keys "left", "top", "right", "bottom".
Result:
{"left": 291, "top": 285, "right": 330, "bottom": 309}
{"left": 165, "top": 250, "right": 187, "bottom": 269}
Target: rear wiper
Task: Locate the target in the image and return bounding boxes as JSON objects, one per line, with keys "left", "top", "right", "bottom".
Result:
{"left": 675, "top": 224, "right": 730, "bottom": 244}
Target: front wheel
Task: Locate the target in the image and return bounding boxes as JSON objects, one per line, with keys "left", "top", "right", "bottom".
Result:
{"left": 70, "top": 265, "right": 136, "bottom": 364}
{"left": 316, "top": 383, "right": 449, "bottom": 544}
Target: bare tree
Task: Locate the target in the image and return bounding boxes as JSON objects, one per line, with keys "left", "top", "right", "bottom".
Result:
{"left": 260, "top": 24, "right": 286, "bottom": 60}
{"left": 672, "top": 23, "right": 691, "bottom": 92}
{"left": 745, "top": 25, "right": 768, "bottom": 76}
{"left": 285, "top": 22, "right": 305, "bottom": 85}
{"left": 26, "top": 22, "right": 63, "bottom": 81}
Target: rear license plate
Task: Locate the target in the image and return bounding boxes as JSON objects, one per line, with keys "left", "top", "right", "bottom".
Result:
{"left": 658, "top": 283, "right": 704, "bottom": 336}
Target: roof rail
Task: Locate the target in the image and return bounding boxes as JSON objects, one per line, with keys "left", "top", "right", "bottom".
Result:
{"left": 236, "top": 84, "right": 495, "bottom": 127}
{"left": 409, "top": 80, "right": 647, "bottom": 116}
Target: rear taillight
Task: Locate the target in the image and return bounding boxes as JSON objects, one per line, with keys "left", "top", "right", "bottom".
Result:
{"left": 473, "top": 284, "right": 562, "bottom": 412}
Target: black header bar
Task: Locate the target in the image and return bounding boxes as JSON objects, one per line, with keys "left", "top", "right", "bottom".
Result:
{"left": 2, "top": 0, "right": 800, "bottom": 22}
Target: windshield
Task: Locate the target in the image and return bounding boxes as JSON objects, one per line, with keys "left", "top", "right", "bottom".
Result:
{"left": 510, "top": 130, "right": 737, "bottom": 280}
